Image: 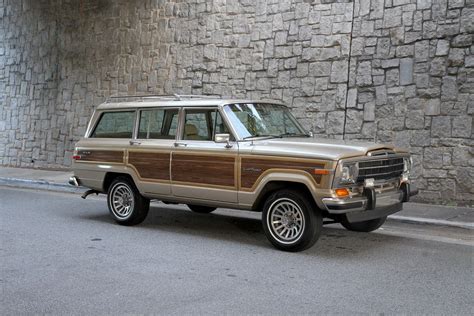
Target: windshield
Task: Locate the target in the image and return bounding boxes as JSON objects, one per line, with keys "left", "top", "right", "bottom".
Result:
{"left": 223, "top": 103, "right": 307, "bottom": 139}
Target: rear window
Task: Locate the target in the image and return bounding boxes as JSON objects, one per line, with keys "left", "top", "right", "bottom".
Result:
{"left": 90, "top": 111, "right": 135, "bottom": 138}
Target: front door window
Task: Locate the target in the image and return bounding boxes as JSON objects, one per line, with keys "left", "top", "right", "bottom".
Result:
{"left": 182, "top": 109, "right": 232, "bottom": 141}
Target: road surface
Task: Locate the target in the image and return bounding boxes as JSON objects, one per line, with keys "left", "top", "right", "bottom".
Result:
{"left": 1, "top": 187, "right": 472, "bottom": 314}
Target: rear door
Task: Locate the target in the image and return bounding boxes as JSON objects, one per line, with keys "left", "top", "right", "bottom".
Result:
{"left": 126, "top": 107, "right": 179, "bottom": 196}
{"left": 170, "top": 107, "right": 238, "bottom": 203}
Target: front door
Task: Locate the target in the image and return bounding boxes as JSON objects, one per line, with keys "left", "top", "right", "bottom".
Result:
{"left": 171, "top": 107, "right": 238, "bottom": 203}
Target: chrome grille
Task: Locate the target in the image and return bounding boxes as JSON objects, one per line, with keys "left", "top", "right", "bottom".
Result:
{"left": 357, "top": 157, "right": 404, "bottom": 182}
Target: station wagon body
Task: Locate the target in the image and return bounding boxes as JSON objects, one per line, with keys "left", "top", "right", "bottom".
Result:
{"left": 70, "top": 95, "right": 417, "bottom": 251}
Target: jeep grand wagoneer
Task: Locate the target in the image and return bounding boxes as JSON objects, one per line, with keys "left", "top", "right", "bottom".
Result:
{"left": 70, "top": 95, "right": 417, "bottom": 252}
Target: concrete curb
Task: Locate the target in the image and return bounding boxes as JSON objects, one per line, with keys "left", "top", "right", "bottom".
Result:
{"left": 388, "top": 215, "right": 474, "bottom": 230}
{"left": 1, "top": 177, "right": 472, "bottom": 230}
{"left": 0, "top": 177, "right": 86, "bottom": 194}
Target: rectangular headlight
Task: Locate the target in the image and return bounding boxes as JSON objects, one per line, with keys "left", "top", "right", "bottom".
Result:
{"left": 340, "top": 162, "right": 358, "bottom": 184}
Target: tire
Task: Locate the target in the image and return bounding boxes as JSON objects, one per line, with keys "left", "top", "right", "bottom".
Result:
{"left": 262, "top": 189, "right": 322, "bottom": 252}
{"left": 340, "top": 216, "right": 387, "bottom": 232}
{"left": 187, "top": 204, "right": 216, "bottom": 214}
{"left": 107, "top": 177, "right": 150, "bottom": 226}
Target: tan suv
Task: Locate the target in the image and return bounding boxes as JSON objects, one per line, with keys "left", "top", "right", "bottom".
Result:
{"left": 70, "top": 95, "right": 417, "bottom": 252}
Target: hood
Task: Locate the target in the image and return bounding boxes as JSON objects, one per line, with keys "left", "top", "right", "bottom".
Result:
{"left": 247, "top": 137, "right": 403, "bottom": 161}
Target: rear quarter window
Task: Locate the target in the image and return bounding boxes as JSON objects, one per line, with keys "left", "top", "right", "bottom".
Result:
{"left": 90, "top": 111, "right": 135, "bottom": 138}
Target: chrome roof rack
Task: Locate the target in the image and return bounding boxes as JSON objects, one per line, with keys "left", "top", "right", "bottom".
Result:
{"left": 106, "top": 94, "right": 221, "bottom": 103}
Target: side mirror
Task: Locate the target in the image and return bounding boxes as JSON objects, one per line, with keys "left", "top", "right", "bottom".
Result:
{"left": 215, "top": 133, "right": 233, "bottom": 148}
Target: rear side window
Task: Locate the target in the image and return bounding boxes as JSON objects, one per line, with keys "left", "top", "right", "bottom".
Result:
{"left": 90, "top": 111, "right": 135, "bottom": 138}
{"left": 138, "top": 108, "right": 179, "bottom": 139}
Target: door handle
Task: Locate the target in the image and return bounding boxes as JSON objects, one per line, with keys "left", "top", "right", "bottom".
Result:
{"left": 129, "top": 140, "right": 141, "bottom": 145}
{"left": 174, "top": 142, "right": 187, "bottom": 147}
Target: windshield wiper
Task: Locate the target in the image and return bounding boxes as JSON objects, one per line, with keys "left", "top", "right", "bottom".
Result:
{"left": 279, "top": 132, "right": 311, "bottom": 138}
{"left": 243, "top": 134, "right": 281, "bottom": 140}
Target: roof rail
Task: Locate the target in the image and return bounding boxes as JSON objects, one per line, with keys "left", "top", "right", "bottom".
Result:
{"left": 106, "top": 94, "right": 221, "bottom": 103}
{"left": 172, "top": 94, "right": 221, "bottom": 100}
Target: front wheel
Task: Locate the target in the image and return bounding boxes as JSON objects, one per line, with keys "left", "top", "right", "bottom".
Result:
{"left": 107, "top": 177, "right": 150, "bottom": 226}
{"left": 262, "top": 190, "right": 322, "bottom": 252}
{"left": 340, "top": 216, "right": 387, "bottom": 232}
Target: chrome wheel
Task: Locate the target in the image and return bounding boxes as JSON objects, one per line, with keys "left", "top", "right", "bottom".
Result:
{"left": 110, "top": 183, "right": 135, "bottom": 219}
{"left": 267, "top": 198, "right": 305, "bottom": 244}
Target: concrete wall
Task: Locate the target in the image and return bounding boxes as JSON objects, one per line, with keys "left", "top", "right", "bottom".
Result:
{"left": 0, "top": 0, "right": 472, "bottom": 205}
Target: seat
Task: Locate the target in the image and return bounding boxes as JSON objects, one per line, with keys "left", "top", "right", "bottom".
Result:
{"left": 184, "top": 124, "right": 202, "bottom": 140}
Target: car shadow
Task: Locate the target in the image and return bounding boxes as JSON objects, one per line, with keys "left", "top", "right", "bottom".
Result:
{"left": 77, "top": 203, "right": 413, "bottom": 257}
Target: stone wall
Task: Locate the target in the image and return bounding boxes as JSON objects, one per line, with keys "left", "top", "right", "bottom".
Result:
{"left": 0, "top": 0, "right": 472, "bottom": 205}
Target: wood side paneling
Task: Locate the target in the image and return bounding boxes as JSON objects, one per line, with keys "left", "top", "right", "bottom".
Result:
{"left": 172, "top": 154, "right": 235, "bottom": 187}
{"left": 129, "top": 152, "right": 170, "bottom": 181}
{"left": 241, "top": 157, "right": 325, "bottom": 189}
{"left": 78, "top": 150, "right": 123, "bottom": 163}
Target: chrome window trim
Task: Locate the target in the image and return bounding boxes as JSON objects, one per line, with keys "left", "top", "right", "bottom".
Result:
{"left": 133, "top": 107, "right": 181, "bottom": 141}
{"left": 87, "top": 109, "right": 137, "bottom": 139}
{"left": 177, "top": 106, "right": 237, "bottom": 142}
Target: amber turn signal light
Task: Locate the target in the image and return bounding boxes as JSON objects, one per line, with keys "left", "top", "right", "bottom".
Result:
{"left": 335, "top": 188, "right": 350, "bottom": 197}
{"left": 313, "top": 169, "right": 330, "bottom": 175}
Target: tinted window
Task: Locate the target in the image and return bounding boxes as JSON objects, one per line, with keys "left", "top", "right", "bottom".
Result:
{"left": 183, "top": 109, "right": 232, "bottom": 141}
{"left": 91, "top": 111, "right": 135, "bottom": 138}
{"left": 138, "top": 108, "right": 179, "bottom": 139}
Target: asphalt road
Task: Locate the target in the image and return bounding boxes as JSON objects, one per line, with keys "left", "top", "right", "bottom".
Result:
{"left": 1, "top": 187, "right": 473, "bottom": 315}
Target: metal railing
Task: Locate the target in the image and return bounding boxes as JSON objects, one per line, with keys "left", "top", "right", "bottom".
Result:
{"left": 106, "top": 94, "right": 222, "bottom": 103}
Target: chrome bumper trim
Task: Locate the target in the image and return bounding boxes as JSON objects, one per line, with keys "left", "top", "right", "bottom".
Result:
{"left": 322, "top": 190, "right": 403, "bottom": 215}
{"left": 68, "top": 176, "right": 79, "bottom": 187}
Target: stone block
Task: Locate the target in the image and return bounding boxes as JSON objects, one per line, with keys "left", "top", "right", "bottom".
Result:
{"left": 330, "top": 60, "right": 348, "bottom": 83}
{"left": 384, "top": 7, "right": 402, "bottom": 28}
{"left": 363, "top": 102, "right": 375, "bottom": 121}
{"left": 423, "top": 147, "right": 445, "bottom": 168}
{"left": 448, "top": 48, "right": 465, "bottom": 67}
{"left": 460, "top": 7, "right": 474, "bottom": 33}
{"left": 465, "top": 56, "right": 474, "bottom": 68}
{"left": 356, "top": 61, "right": 372, "bottom": 86}
{"left": 345, "top": 110, "right": 364, "bottom": 133}
{"left": 424, "top": 99, "right": 441, "bottom": 115}
{"left": 430, "top": 57, "right": 447, "bottom": 77}
{"left": 441, "top": 76, "right": 458, "bottom": 101}
{"left": 386, "top": 68, "right": 399, "bottom": 87}
{"left": 453, "top": 147, "right": 473, "bottom": 166}
{"left": 346, "top": 88, "right": 357, "bottom": 108}
{"left": 327, "top": 111, "right": 345, "bottom": 134}
{"left": 415, "top": 40, "right": 430, "bottom": 61}
{"left": 410, "top": 130, "right": 431, "bottom": 146}
{"left": 452, "top": 116, "right": 472, "bottom": 138}
{"left": 435, "top": 40, "right": 450, "bottom": 56}
{"left": 296, "top": 63, "right": 309, "bottom": 77}
{"left": 309, "top": 61, "right": 331, "bottom": 77}
{"left": 448, "top": 0, "right": 465, "bottom": 8}
{"left": 431, "top": 116, "right": 452, "bottom": 138}
{"left": 405, "top": 111, "right": 425, "bottom": 129}
{"left": 451, "top": 34, "right": 472, "bottom": 47}
{"left": 417, "top": 0, "right": 432, "bottom": 10}
{"left": 400, "top": 58, "right": 414, "bottom": 85}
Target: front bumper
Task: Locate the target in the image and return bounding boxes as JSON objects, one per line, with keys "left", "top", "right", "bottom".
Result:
{"left": 322, "top": 184, "right": 418, "bottom": 223}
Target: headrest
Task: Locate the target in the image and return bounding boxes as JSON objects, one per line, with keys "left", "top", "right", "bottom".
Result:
{"left": 185, "top": 124, "right": 198, "bottom": 135}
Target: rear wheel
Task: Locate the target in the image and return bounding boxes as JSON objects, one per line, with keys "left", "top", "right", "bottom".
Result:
{"left": 340, "top": 216, "right": 387, "bottom": 232}
{"left": 187, "top": 204, "right": 216, "bottom": 214}
{"left": 107, "top": 177, "right": 149, "bottom": 226}
{"left": 262, "top": 189, "right": 322, "bottom": 252}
